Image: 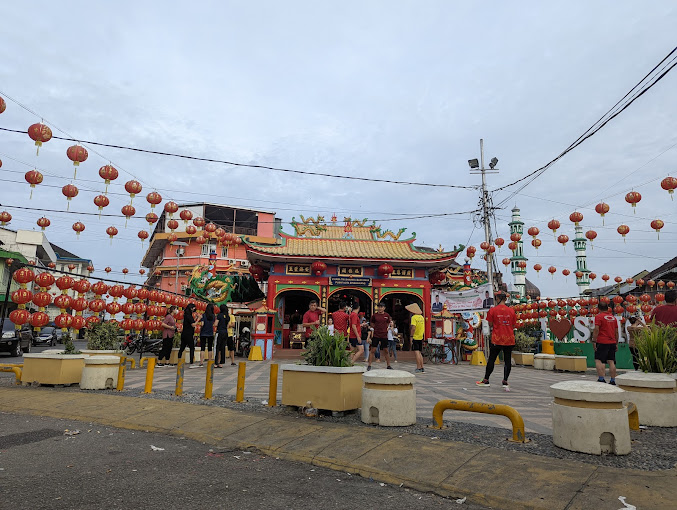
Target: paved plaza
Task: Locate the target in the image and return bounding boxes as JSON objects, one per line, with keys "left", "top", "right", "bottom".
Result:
{"left": 121, "top": 357, "right": 605, "bottom": 435}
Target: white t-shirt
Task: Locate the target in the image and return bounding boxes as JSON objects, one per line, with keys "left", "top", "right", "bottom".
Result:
{"left": 328, "top": 324, "right": 335, "bottom": 335}
{"left": 387, "top": 327, "right": 398, "bottom": 341}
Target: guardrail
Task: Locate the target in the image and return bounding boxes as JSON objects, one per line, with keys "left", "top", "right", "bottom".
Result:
{"left": 627, "top": 401, "right": 639, "bottom": 431}
{"left": 116, "top": 356, "right": 136, "bottom": 391}
{"left": 0, "top": 364, "right": 22, "bottom": 385}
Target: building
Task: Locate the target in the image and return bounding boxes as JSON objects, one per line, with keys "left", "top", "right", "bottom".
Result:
{"left": 573, "top": 224, "right": 591, "bottom": 295}
{"left": 141, "top": 202, "right": 280, "bottom": 295}
{"left": 508, "top": 206, "right": 527, "bottom": 301}
{"left": 244, "top": 216, "right": 461, "bottom": 348}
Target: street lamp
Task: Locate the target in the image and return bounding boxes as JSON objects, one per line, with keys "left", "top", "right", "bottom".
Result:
{"left": 172, "top": 241, "right": 188, "bottom": 295}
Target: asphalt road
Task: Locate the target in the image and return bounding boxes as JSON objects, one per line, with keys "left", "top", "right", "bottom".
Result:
{"left": 0, "top": 412, "right": 491, "bottom": 510}
{"left": 0, "top": 339, "right": 88, "bottom": 364}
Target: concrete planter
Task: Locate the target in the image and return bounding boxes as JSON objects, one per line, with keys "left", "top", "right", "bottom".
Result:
{"left": 80, "top": 349, "right": 125, "bottom": 358}
{"left": 555, "top": 355, "right": 588, "bottom": 372}
{"left": 281, "top": 364, "right": 366, "bottom": 411}
{"left": 22, "top": 353, "right": 87, "bottom": 386}
{"left": 512, "top": 352, "right": 534, "bottom": 366}
{"left": 80, "top": 355, "right": 120, "bottom": 390}
{"left": 616, "top": 372, "right": 677, "bottom": 427}
{"left": 168, "top": 348, "right": 191, "bottom": 365}
{"left": 534, "top": 353, "right": 556, "bottom": 370}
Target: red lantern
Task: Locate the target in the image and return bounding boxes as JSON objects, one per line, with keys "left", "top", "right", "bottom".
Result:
{"left": 518, "top": 261, "right": 527, "bottom": 270}
{"left": 569, "top": 211, "right": 583, "bottom": 226}
{"left": 121, "top": 204, "right": 136, "bottom": 226}
{"left": 510, "top": 233, "right": 521, "bottom": 242}
{"left": 636, "top": 279, "right": 645, "bottom": 287}
{"left": 67, "top": 263, "right": 76, "bottom": 272}
{"left": 575, "top": 271, "right": 583, "bottom": 279}
{"left": 61, "top": 183, "right": 79, "bottom": 210}
{"left": 125, "top": 180, "right": 143, "bottom": 203}
{"left": 585, "top": 230, "right": 597, "bottom": 247}
{"left": 557, "top": 299, "right": 567, "bottom": 308}
{"left": 0, "top": 96, "right": 4, "bottom": 113}
{"left": 508, "top": 241, "right": 517, "bottom": 252}
{"left": 91, "top": 281, "right": 109, "bottom": 296}
{"left": 146, "top": 191, "right": 162, "bottom": 210}
{"left": 593, "top": 202, "right": 609, "bottom": 225}
{"left": 617, "top": 224, "right": 630, "bottom": 241}
{"left": 494, "top": 238, "right": 504, "bottom": 249}
{"left": 9, "top": 309, "right": 30, "bottom": 328}
{"left": 180, "top": 209, "right": 193, "bottom": 224}
{"left": 527, "top": 227, "right": 539, "bottom": 238}
{"left": 193, "top": 217, "right": 206, "bottom": 228}
{"left": 56, "top": 313, "right": 75, "bottom": 332}
{"left": 66, "top": 145, "right": 88, "bottom": 178}
{"left": 86, "top": 316, "right": 101, "bottom": 327}
{"left": 137, "top": 288, "right": 149, "bottom": 300}
{"left": 104, "top": 267, "right": 112, "bottom": 274}
{"left": 625, "top": 191, "right": 641, "bottom": 212}
{"left": 612, "top": 295, "right": 624, "bottom": 305}
{"left": 99, "top": 165, "right": 119, "bottom": 193}
{"left": 5, "top": 258, "right": 13, "bottom": 267}
{"left": 28, "top": 123, "right": 52, "bottom": 154}
{"left": 30, "top": 311, "right": 50, "bottom": 331}
{"left": 601, "top": 274, "right": 610, "bottom": 283}
{"left": 13, "top": 267, "right": 35, "bottom": 286}
{"left": 168, "top": 233, "right": 178, "bottom": 243}
{"left": 164, "top": 201, "right": 179, "bottom": 218}
{"left": 195, "top": 236, "right": 207, "bottom": 245}
{"left": 626, "top": 278, "right": 634, "bottom": 285}
{"left": 656, "top": 293, "right": 666, "bottom": 302}
{"left": 25, "top": 169, "right": 43, "bottom": 198}
{"left": 109, "top": 285, "right": 124, "bottom": 299}
{"left": 56, "top": 275, "right": 74, "bottom": 294}
{"left": 658, "top": 280, "right": 666, "bottom": 289}
{"left": 89, "top": 299, "right": 106, "bottom": 313}
{"left": 557, "top": 234, "right": 569, "bottom": 249}
{"left": 650, "top": 219, "right": 664, "bottom": 240}
{"left": 647, "top": 280, "right": 655, "bottom": 288}
{"left": 186, "top": 225, "right": 197, "bottom": 237}
{"left": 11, "top": 288, "right": 32, "bottom": 306}
{"left": 479, "top": 241, "right": 490, "bottom": 251}
{"left": 139, "top": 269, "right": 146, "bottom": 275}
{"left": 311, "top": 261, "right": 327, "bottom": 276}
{"left": 37, "top": 217, "right": 50, "bottom": 231}
{"left": 547, "top": 219, "right": 560, "bottom": 236}
{"left": 72, "top": 221, "right": 85, "bottom": 237}
{"left": 548, "top": 266, "right": 557, "bottom": 278}
{"left": 214, "top": 227, "right": 226, "bottom": 239}
{"left": 502, "top": 258, "right": 510, "bottom": 267}
{"left": 614, "top": 305, "right": 625, "bottom": 315}
{"left": 122, "top": 268, "right": 129, "bottom": 276}
{"left": 660, "top": 176, "right": 677, "bottom": 200}
{"left": 106, "top": 226, "right": 118, "bottom": 243}
{"left": 589, "top": 272, "right": 597, "bottom": 281}
{"left": 71, "top": 297, "right": 88, "bottom": 312}
{"left": 106, "top": 302, "right": 121, "bottom": 315}
{"left": 466, "top": 246, "right": 476, "bottom": 259}
{"left": 614, "top": 276, "right": 623, "bottom": 284}
{"left": 205, "top": 223, "right": 217, "bottom": 235}
{"left": 533, "top": 263, "right": 542, "bottom": 274}
{"left": 35, "top": 272, "right": 55, "bottom": 289}
{"left": 167, "top": 219, "right": 179, "bottom": 232}
{"left": 562, "top": 269, "right": 571, "bottom": 277}
{"left": 0, "top": 211, "right": 11, "bottom": 226}
{"left": 531, "top": 239, "right": 542, "bottom": 250}
{"left": 53, "top": 295, "right": 72, "bottom": 312}
{"left": 94, "top": 194, "right": 110, "bottom": 217}
{"left": 377, "top": 263, "right": 394, "bottom": 278}
{"left": 249, "top": 264, "right": 264, "bottom": 281}
{"left": 668, "top": 281, "right": 676, "bottom": 289}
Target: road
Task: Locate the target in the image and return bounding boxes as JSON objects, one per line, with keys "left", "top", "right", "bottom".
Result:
{"left": 0, "top": 412, "right": 490, "bottom": 509}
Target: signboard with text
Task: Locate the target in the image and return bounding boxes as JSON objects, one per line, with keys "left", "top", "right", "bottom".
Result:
{"left": 329, "top": 276, "right": 372, "bottom": 287}
{"left": 431, "top": 283, "right": 491, "bottom": 313}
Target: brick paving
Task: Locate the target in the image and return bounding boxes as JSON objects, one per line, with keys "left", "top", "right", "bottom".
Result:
{"left": 122, "top": 355, "right": 605, "bottom": 435}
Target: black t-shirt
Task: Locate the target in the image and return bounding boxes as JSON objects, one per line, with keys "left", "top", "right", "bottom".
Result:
{"left": 216, "top": 312, "right": 230, "bottom": 333}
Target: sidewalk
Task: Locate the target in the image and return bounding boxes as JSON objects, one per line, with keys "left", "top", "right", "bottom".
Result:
{"left": 1, "top": 386, "right": 674, "bottom": 510}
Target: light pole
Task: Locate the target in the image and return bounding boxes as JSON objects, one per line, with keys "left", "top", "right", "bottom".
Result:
{"left": 468, "top": 139, "right": 499, "bottom": 299}
{"left": 172, "top": 241, "right": 188, "bottom": 295}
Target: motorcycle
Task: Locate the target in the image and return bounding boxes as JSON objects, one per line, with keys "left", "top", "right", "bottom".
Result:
{"left": 235, "top": 328, "right": 251, "bottom": 358}
{"left": 124, "top": 333, "right": 163, "bottom": 357}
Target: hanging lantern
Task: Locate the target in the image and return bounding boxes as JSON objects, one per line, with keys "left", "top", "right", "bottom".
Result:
{"left": 30, "top": 311, "right": 50, "bottom": 332}
{"left": 617, "top": 224, "right": 630, "bottom": 242}
{"left": 139, "top": 269, "right": 146, "bottom": 275}
{"left": 377, "top": 263, "right": 394, "bottom": 278}
{"left": 32, "top": 291, "right": 52, "bottom": 309}
{"left": 636, "top": 278, "right": 645, "bottom": 287}
{"left": 24, "top": 169, "right": 43, "bottom": 199}
{"left": 205, "top": 223, "right": 217, "bottom": 235}
{"left": 214, "top": 227, "right": 226, "bottom": 239}
{"left": 647, "top": 279, "right": 655, "bottom": 288}
{"left": 547, "top": 219, "right": 560, "bottom": 236}
{"left": 249, "top": 264, "right": 264, "bottom": 281}
{"left": 660, "top": 176, "right": 677, "bottom": 200}
{"left": 658, "top": 280, "right": 666, "bottom": 289}
{"left": 508, "top": 241, "right": 517, "bottom": 252}
{"left": 517, "top": 261, "right": 527, "bottom": 270}
{"left": 494, "top": 237, "right": 504, "bottom": 250}
{"left": 105, "top": 267, "right": 112, "bottom": 274}
{"left": 195, "top": 235, "right": 207, "bottom": 245}
{"left": 66, "top": 145, "right": 88, "bottom": 178}
{"left": 61, "top": 184, "right": 79, "bottom": 209}
{"left": 146, "top": 191, "right": 162, "bottom": 210}
{"left": 185, "top": 225, "right": 197, "bottom": 237}
{"left": 125, "top": 180, "right": 143, "bottom": 203}
{"left": 35, "top": 272, "right": 55, "bottom": 289}
{"left": 0, "top": 211, "right": 12, "bottom": 226}
{"left": 656, "top": 293, "right": 666, "bottom": 303}
{"left": 11, "top": 288, "right": 33, "bottom": 306}
{"left": 99, "top": 164, "right": 119, "bottom": 193}
{"left": 465, "top": 246, "right": 476, "bottom": 260}
{"left": 193, "top": 217, "right": 206, "bottom": 228}
{"left": 138, "top": 230, "right": 149, "bottom": 245}
{"left": 91, "top": 281, "right": 109, "bottom": 296}
{"left": 531, "top": 238, "right": 542, "bottom": 250}
{"left": 106, "top": 226, "right": 119, "bottom": 244}
{"left": 121, "top": 204, "right": 136, "bottom": 227}
{"left": 180, "top": 209, "right": 193, "bottom": 225}
{"left": 626, "top": 277, "right": 634, "bottom": 285}
{"left": 67, "top": 263, "right": 76, "bottom": 272}
{"left": 548, "top": 266, "right": 557, "bottom": 278}
{"left": 122, "top": 268, "right": 129, "bottom": 276}
{"left": 48, "top": 262, "right": 56, "bottom": 269}
{"left": 479, "top": 241, "right": 490, "bottom": 252}
{"left": 510, "top": 233, "right": 521, "bottom": 242}
{"left": 594, "top": 203, "right": 610, "bottom": 225}
{"left": 429, "top": 271, "right": 445, "bottom": 284}
{"left": 0, "top": 96, "right": 5, "bottom": 113}
{"left": 168, "top": 233, "right": 178, "bottom": 243}
{"left": 502, "top": 258, "right": 510, "bottom": 268}
{"left": 533, "top": 263, "right": 542, "bottom": 274}
{"left": 146, "top": 212, "right": 159, "bottom": 227}
{"left": 37, "top": 217, "right": 50, "bottom": 230}
{"left": 650, "top": 219, "right": 664, "bottom": 240}
{"left": 569, "top": 211, "right": 583, "bottom": 226}
{"left": 668, "top": 281, "right": 676, "bottom": 289}
{"left": 614, "top": 276, "right": 623, "bottom": 284}
{"left": 94, "top": 194, "right": 110, "bottom": 218}
{"left": 625, "top": 191, "right": 641, "bottom": 212}
{"left": 106, "top": 302, "right": 121, "bottom": 316}
{"left": 527, "top": 227, "right": 539, "bottom": 238}
{"left": 557, "top": 234, "right": 569, "bottom": 251}
{"left": 73, "top": 279, "right": 91, "bottom": 295}
{"left": 5, "top": 258, "right": 13, "bottom": 267}
{"left": 311, "top": 261, "right": 328, "bottom": 276}
{"left": 167, "top": 219, "right": 179, "bottom": 232}
{"left": 164, "top": 201, "right": 179, "bottom": 218}
{"left": 601, "top": 274, "right": 610, "bottom": 283}
{"left": 89, "top": 299, "right": 106, "bottom": 313}
{"left": 575, "top": 270, "right": 583, "bottom": 279}
{"left": 28, "top": 123, "right": 52, "bottom": 155}
{"left": 562, "top": 269, "right": 571, "bottom": 277}
{"left": 585, "top": 230, "right": 597, "bottom": 248}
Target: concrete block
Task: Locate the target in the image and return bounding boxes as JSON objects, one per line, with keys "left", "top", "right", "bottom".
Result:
{"left": 615, "top": 372, "right": 677, "bottom": 427}
{"left": 534, "top": 353, "right": 555, "bottom": 370}
{"left": 80, "top": 355, "right": 120, "bottom": 390}
{"left": 361, "top": 369, "right": 416, "bottom": 426}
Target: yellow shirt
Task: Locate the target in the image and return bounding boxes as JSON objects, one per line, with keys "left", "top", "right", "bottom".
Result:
{"left": 411, "top": 314, "right": 425, "bottom": 340}
{"left": 227, "top": 314, "right": 236, "bottom": 336}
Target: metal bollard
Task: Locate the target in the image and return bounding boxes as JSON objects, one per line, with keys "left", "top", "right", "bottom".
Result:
{"left": 627, "top": 402, "right": 640, "bottom": 431}
{"left": 140, "top": 357, "right": 156, "bottom": 394}
{"left": 116, "top": 357, "right": 127, "bottom": 391}
{"left": 0, "top": 365, "right": 22, "bottom": 385}
{"left": 175, "top": 359, "right": 184, "bottom": 396}
{"left": 268, "top": 363, "right": 279, "bottom": 407}
{"left": 204, "top": 359, "right": 215, "bottom": 399}
{"left": 125, "top": 357, "right": 136, "bottom": 369}
{"left": 235, "top": 361, "right": 246, "bottom": 402}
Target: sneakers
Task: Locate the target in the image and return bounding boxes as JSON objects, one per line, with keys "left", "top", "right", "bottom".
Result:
{"left": 188, "top": 364, "right": 197, "bottom": 369}
{"left": 367, "top": 366, "right": 372, "bottom": 371}
{"left": 231, "top": 363, "right": 236, "bottom": 366}
{"left": 597, "top": 377, "right": 606, "bottom": 383}
{"left": 414, "top": 367, "right": 425, "bottom": 373}
{"left": 502, "top": 380, "right": 510, "bottom": 392}
{"left": 609, "top": 379, "right": 616, "bottom": 386}
{"left": 156, "top": 363, "right": 165, "bottom": 367}
{"left": 476, "top": 379, "right": 490, "bottom": 387}
{"left": 386, "top": 366, "right": 393, "bottom": 370}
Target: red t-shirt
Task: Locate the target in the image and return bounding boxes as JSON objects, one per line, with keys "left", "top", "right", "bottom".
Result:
{"left": 486, "top": 304, "right": 516, "bottom": 346}
{"left": 332, "top": 310, "right": 350, "bottom": 337}
{"left": 594, "top": 311, "right": 618, "bottom": 344}
{"left": 348, "top": 312, "right": 360, "bottom": 339}
{"left": 302, "top": 309, "right": 322, "bottom": 338}
{"left": 650, "top": 304, "right": 677, "bottom": 327}
{"left": 370, "top": 312, "right": 391, "bottom": 338}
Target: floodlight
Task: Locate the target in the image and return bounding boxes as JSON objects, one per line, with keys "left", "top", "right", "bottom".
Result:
{"left": 468, "top": 159, "right": 479, "bottom": 169}
{"left": 489, "top": 157, "right": 498, "bottom": 169}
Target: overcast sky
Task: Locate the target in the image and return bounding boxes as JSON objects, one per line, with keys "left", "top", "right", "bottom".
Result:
{"left": 1, "top": 1, "right": 676, "bottom": 298}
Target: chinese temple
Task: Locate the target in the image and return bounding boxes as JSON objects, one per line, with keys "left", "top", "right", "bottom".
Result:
{"left": 244, "top": 216, "right": 464, "bottom": 348}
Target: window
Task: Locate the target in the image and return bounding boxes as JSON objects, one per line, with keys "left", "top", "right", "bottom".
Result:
{"left": 221, "top": 246, "right": 228, "bottom": 258}
{"left": 201, "top": 242, "right": 217, "bottom": 257}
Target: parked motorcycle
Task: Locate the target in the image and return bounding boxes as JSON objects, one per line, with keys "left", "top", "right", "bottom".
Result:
{"left": 236, "top": 328, "right": 251, "bottom": 358}
{"left": 123, "top": 333, "right": 163, "bottom": 358}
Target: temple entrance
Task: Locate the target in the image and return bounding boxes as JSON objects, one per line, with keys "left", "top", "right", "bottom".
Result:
{"left": 328, "top": 288, "right": 372, "bottom": 317}
{"left": 379, "top": 292, "right": 424, "bottom": 351}
{"left": 275, "top": 289, "right": 319, "bottom": 348}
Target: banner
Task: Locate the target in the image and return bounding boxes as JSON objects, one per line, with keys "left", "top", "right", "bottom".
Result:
{"left": 329, "top": 276, "right": 372, "bottom": 287}
{"left": 431, "top": 284, "right": 492, "bottom": 313}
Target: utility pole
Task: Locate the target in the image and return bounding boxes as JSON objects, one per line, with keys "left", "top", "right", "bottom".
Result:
{"left": 469, "top": 139, "right": 499, "bottom": 300}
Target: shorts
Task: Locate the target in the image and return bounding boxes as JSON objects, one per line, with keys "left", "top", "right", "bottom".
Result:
{"left": 412, "top": 339, "right": 423, "bottom": 352}
{"left": 200, "top": 335, "right": 214, "bottom": 352}
{"left": 226, "top": 335, "right": 234, "bottom": 351}
{"left": 349, "top": 337, "right": 361, "bottom": 348}
{"left": 595, "top": 343, "right": 616, "bottom": 363}
{"left": 372, "top": 337, "right": 388, "bottom": 349}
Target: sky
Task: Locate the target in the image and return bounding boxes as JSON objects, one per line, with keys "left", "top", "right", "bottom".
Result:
{"left": 1, "top": 1, "right": 676, "bottom": 298}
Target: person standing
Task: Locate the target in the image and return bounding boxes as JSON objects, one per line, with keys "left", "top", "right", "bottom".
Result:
{"left": 626, "top": 316, "right": 646, "bottom": 370}
{"left": 227, "top": 308, "right": 236, "bottom": 364}
{"left": 407, "top": 303, "right": 425, "bottom": 373}
{"left": 302, "top": 300, "right": 325, "bottom": 346}
{"left": 476, "top": 292, "right": 516, "bottom": 390}
{"left": 368, "top": 301, "right": 393, "bottom": 370}
{"left": 158, "top": 306, "right": 178, "bottom": 367}
{"left": 650, "top": 289, "right": 677, "bottom": 326}
{"left": 332, "top": 301, "right": 350, "bottom": 338}
{"left": 199, "top": 305, "right": 216, "bottom": 368}
{"left": 349, "top": 303, "right": 364, "bottom": 363}
{"left": 214, "top": 304, "right": 230, "bottom": 368}
{"left": 592, "top": 301, "right": 619, "bottom": 384}
{"left": 178, "top": 303, "right": 198, "bottom": 368}
{"left": 387, "top": 320, "right": 398, "bottom": 362}
{"left": 327, "top": 317, "right": 335, "bottom": 335}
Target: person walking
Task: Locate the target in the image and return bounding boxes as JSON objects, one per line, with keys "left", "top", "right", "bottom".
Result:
{"left": 407, "top": 303, "right": 425, "bottom": 373}
{"left": 361, "top": 316, "right": 372, "bottom": 362}
{"left": 178, "top": 303, "right": 198, "bottom": 368}
{"left": 199, "top": 305, "right": 216, "bottom": 368}
{"left": 387, "top": 320, "right": 398, "bottom": 362}
{"left": 332, "top": 301, "right": 350, "bottom": 339}
{"left": 476, "top": 292, "right": 516, "bottom": 390}
{"left": 214, "top": 304, "right": 230, "bottom": 368}
{"left": 349, "top": 303, "right": 364, "bottom": 363}
{"left": 158, "top": 306, "right": 178, "bottom": 366}
{"left": 368, "top": 301, "right": 393, "bottom": 370}
{"left": 302, "top": 300, "right": 325, "bottom": 346}
{"left": 592, "top": 301, "right": 619, "bottom": 384}
{"left": 650, "top": 289, "right": 677, "bottom": 326}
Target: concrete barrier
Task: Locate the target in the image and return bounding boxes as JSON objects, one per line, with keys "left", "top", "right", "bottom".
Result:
{"left": 361, "top": 369, "right": 416, "bottom": 426}
{"left": 615, "top": 372, "right": 677, "bottom": 427}
{"left": 80, "top": 356, "right": 119, "bottom": 390}
{"left": 534, "top": 353, "right": 555, "bottom": 370}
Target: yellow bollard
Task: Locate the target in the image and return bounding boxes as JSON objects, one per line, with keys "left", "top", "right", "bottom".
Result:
{"left": 627, "top": 402, "right": 640, "bottom": 431}
{"left": 268, "top": 363, "right": 278, "bottom": 407}
{"left": 116, "top": 357, "right": 127, "bottom": 391}
{"left": 175, "top": 359, "right": 185, "bottom": 396}
{"left": 248, "top": 345, "right": 263, "bottom": 361}
{"left": 125, "top": 357, "right": 136, "bottom": 369}
{"left": 235, "top": 361, "right": 246, "bottom": 402}
{"left": 204, "top": 359, "right": 215, "bottom": 399}
{"left": 0, "top": 365, "right": 22, "bottom": 385}
{"left": 140, "top": 357, "right": 156, "bottom": 394}
{"left": 470, "top": 350, "right": 487, "bottom": 366}
{"left": 542, "top": 339, "right": 555, "bottom": 354}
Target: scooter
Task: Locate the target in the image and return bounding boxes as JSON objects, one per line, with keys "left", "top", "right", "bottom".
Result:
{"left": 236, "top": 328, "right": 251, "bottom": 358}
{"left": 124, "top": 333, "right": 163, "bottom": 358}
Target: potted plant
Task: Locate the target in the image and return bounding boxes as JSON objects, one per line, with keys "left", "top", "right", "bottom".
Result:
{"left": 22, "top": 331, "right": 87, "bottom": 386}
{"left": 281, "top": 326, "right": 365, "bottom": 412}
{"left": 81, "top": 322, "right": 124, "bottom": 357}
{"left": 512, "top": 331, "right": 536, "bottom": 366}
{"left": 555, "top": 344, "right": 587, "bottom": 372}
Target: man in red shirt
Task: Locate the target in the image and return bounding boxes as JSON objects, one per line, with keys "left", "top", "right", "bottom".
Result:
{"left": 650, "top": 290, "right": 677, "bottom": 327}
{"left": 349, "top": 303, "right": 364, "bottom": 363}
{"left": 302, "top": 300, "right": 325, "bottom": 346}
{"left": 592, "top": 302, "right": 619, "bottom": 384}
{"left": 368, "top": 302, "right": 393, "bottom": 371}
{"left": 331, "top": 301, "right": 351, "bottom": 338}
{"left": 476, "top": 292, "right": 516, "bottom": 391}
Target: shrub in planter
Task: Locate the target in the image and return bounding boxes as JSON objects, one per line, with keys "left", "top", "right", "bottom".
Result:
{"left": 514, "top": 331, "right": 536, "bottom": 353}
{"left": 302, "top": 326, "right": 352, "bottom": 367}
{"left": 635, "top": 324, "right": 677, "bottom": 373}
{"left": 62, "top": 331, "right": 81, "bottom": 355}
{"left": 85, "top": 322, "right": 122, "bottom": 351}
